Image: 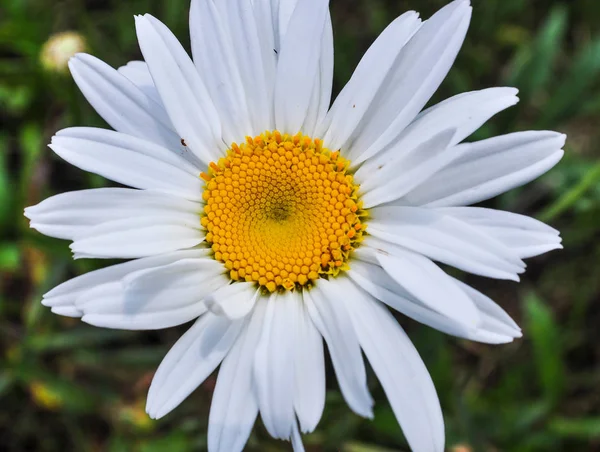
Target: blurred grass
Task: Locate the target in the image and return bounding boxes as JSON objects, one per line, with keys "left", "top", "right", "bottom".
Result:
{"left": 2, "top": 0, "right": 600, "bottom": 451}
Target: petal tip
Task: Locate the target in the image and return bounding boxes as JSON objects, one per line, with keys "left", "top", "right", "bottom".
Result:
{"left": 40, "top": 297, "right": 53, "bottom": 307}
{"left": 558, "top": 133, "right": 567, "bottom": 147}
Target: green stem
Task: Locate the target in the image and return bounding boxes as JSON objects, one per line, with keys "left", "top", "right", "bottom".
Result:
{"left": 540, "top": 161, "right": 600, "bottom": 222}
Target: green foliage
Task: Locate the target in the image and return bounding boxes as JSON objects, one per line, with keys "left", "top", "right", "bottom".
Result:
{"left": 2, "top": 0, "right": 600, "bottom": 451}
{"left": 506, "top": 6, "right": 568, "bottom": 104}
{"left": 524, "top": 293, "right": 565, "bottom": 406}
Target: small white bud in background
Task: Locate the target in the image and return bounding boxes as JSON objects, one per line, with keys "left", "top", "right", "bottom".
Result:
{"left": 40, "top": 31, "right": 87, "bottom": 74}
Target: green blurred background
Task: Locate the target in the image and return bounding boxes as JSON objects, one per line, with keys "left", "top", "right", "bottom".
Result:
{"left": 1, "top": 0, "right": 600, "bottom": 450}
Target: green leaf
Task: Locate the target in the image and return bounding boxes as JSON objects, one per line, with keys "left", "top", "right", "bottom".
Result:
{"left": 539, "top": 37, "right": 600, "bottom": 126}
{"left": 13, "top": 362, "right": 118, "bottom": 413}
{"left": 540, "top": 161, "right": 600, "bottom": 223}
{"left": 0, "top": 372, "right": 16, "bottom": 398}
{"left": 18, "top": 123, "right": 44, "bottom": 220}
{"left": 0, "top": 133, "right": 11, "bottom": 232}
{"left": 343, "top": 442, "right": 400, "bottom": 452}
{"left": 0, "top": 243, "right": 21, "bottom": 272}
{"left": 0, "top": 84, "right": 34, "bottom": 114}
{"left": 505, "top": 5, "right": 568, "bottom": 102}
{"left": 25, "top": 328, "right": 134, "bottom": 353}
{"left": 524, "top": 292, "right": 565, "bottom": 405}
{"left": 138, "top": 433, "right": 195, "bottom": 452}
{"left": 550, "top": 417, "right": 600, "bottom": 439}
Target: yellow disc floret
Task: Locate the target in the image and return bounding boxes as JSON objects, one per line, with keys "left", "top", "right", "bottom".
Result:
{"left": 200, "top": 131, "right": 366, "bottom": 292}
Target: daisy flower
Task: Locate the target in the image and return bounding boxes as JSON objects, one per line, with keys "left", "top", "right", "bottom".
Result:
{"left": 25, "top": 0, "right": 565, "bottom": 450}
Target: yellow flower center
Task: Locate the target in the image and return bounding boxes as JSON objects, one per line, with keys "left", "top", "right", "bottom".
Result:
{"left": 200, "top": 131, "right": 366, "bottom": 292}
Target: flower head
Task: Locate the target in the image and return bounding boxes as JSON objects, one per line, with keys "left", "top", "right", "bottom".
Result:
{"left": 25, "top": 0, "right": 565, "bottom": 451}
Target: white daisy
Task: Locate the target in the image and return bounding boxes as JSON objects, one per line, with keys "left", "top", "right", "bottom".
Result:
{"left": 25, "top": 0, "right": 565, "bottom": 450}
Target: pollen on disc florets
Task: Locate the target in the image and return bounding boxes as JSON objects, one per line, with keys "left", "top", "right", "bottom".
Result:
{"left": 200, "top": 131, "right": 367, "bottom": 292}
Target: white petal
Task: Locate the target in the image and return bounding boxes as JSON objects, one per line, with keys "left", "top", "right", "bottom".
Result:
{"left": 410, "top": 87, "right": 519, "bottom": 146}
{"left": 439, "top": 207, "right": 562, "bottom": 259}
{"left": 41, "top": 249, "right": 210, "bottom": 314}
{"left": 368, "top": 206, "right": 525, "bottom": 280}
{"left": 50, "top": 128, "right": 203, "bottom": 201}
{"left": 346, "top": 0, "right": 472, "bottom": 164}
{"left": 360, "top": 128, "right": 459, "bottom": 208}
{"left": 204, "top": 282, "right": 260, "bottom": 320}
{"left": 135, "top": 14, "right": 223, "bottom": 164}
{"left": 342, "top": 279, "right": 445, "bottom": 452}
{"left": 254, "top": 292, "right": 296, "bottom": 439}
{"left": 276, "top": 0, "right": 298, "bottom": 40}
{"left": 452, "top": 278, "right": 522, "bottom": 339}
{"left": 68, "top": 53, "right": 181, "bottom": 150}
{"left": 252, "top": 0, "right": 277, "bottom": 88}
{"left": 348, "top": 259, "right": 519, "bottom": 344}
{"left": 50, "top": 306, "right": 82, "bottom": 317}
{"left": 70, "top": 216, "right": 203, "bottom": 259}
{"left": 305, "top": 280, "right": 374, "bottom": 418}
{"left": 274, "top": 0, "right": 330, "bottom": 134}
{"left": 146, "top": 313, "right": 245, "bottom": 419}
{"left": 208, "top": 300, "right": 266, "bottom": 452}
{"left": 25, "top": 188, "right": 201, "bottom": 241}
{"left": 295, "top": 291, "right": 325, "bottom": 433}
{"left": 117, "top": 60, "right": 162, "bottom": 104}
{"left": 368, "top": 241, "right": 481, "bottom": 328}
{"left": 357, "top": 87, "right": 519, "bottom": 181}
{"left": 212, "top": 0, "right": 273, "bottom": 133}
{"left": 319, "top": 11, "right": 422, "bottom": 151}
{"left": 405, "top": 131, "right": 566, "bottom": 207}
{"left": 117, "top": 60, "right": 202, "bottom": 166}
{"left": 301, "top": 12, "right": 333, "bottom": 136}
{"left": 80, "top": 259, "right": 228, "bottom": 330}
{"left": 190, "top": 0, "right": 253, "bottom": 144}
{"left": 291, "top": 421, "right": 305, "bottom": 452}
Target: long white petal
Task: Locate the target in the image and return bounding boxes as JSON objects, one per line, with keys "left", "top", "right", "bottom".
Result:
{"left": 79, "top": 259, "right": 228, "bottom": 330}
{"left": 50, "top": 306, "right": 83, "bottom": 318}
{"left": 360, "top": 128, "right": 459, "bottom": 208}
{"left": 50, "top": 128, "right": 203, "bottom": 201}
{"left": 291, "top": 421, "right": 305, "bottom": 452}
{"left": 213, "top": 0, "right": 273, "bottom": 133}
{"left": 342, "top": 278, "right": 445, "bottom": 452}
{"left": 301, "top": 12, "right": 333, "bottom": 136}
{"left": 405, "top": 131, "right": 566, "bottom": 207}
{"left": 252, "top": 0, "right": 277, "bottom": 92}
{"left": 305, "top": 280, "right": 374, "bottom": 418}
{"left": 274, "top": 0, "right": 330, "bottom": 134}
{"left": 367, "top": 241, "right": 481, "bottom": 328}
{"left": 319, "top": 11, "right": 422, "bottom": 151}
{"left": 204, "top": 282, "right": 260, "bottom": 320}
{"left": 295, "top": 291, "right": 325, "bottom": 433}
{"left": 439, "top": 207, "right": 562, "bottom": 259}
{"left": 117, "top": 60, "right": 162, "bottom": 104}
{"left": 368, "top": 206, "right": 525, "bottom": 280}
{"left": 348, "top": 259, "right": 520, "bottom": 344}
{"left": 452, "top": 278, "right": 522, "bottom": 339}
{"left": 70, "top": 216, "right": 203, "bottom": 259}
{"left": 357, "top": 87, "right": 519, "bottom": 181}
{"left": 135, "top": 14, "right": 223, "bottom": 164}
{"left": 68, "top": 53, "right": 181, "bottom": 150}
{"left": 146, "top": 313, "right": 244, "bottom": 419}
{"left": 25, "top": 188, "right": 201, "bottom": 241}
{"left": 208, "top": 300, "right": 266, "bottom": 452}
{"left": 346, "top": 0, "right": 472, "bottom": 164}
{"left": 41, "top": 249, "right": 210, "bottom": 315}
{"left": 276, "top": 0, "right": 299, "bottom": 40}
{"left": 190, "top": 0, "right": 253, "bottom": 144}
{"left": 254, "top": 292, "right": 296, "bottom": 439}
{"left": 116, "top": 60, "right": 203, "bottom": 166}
